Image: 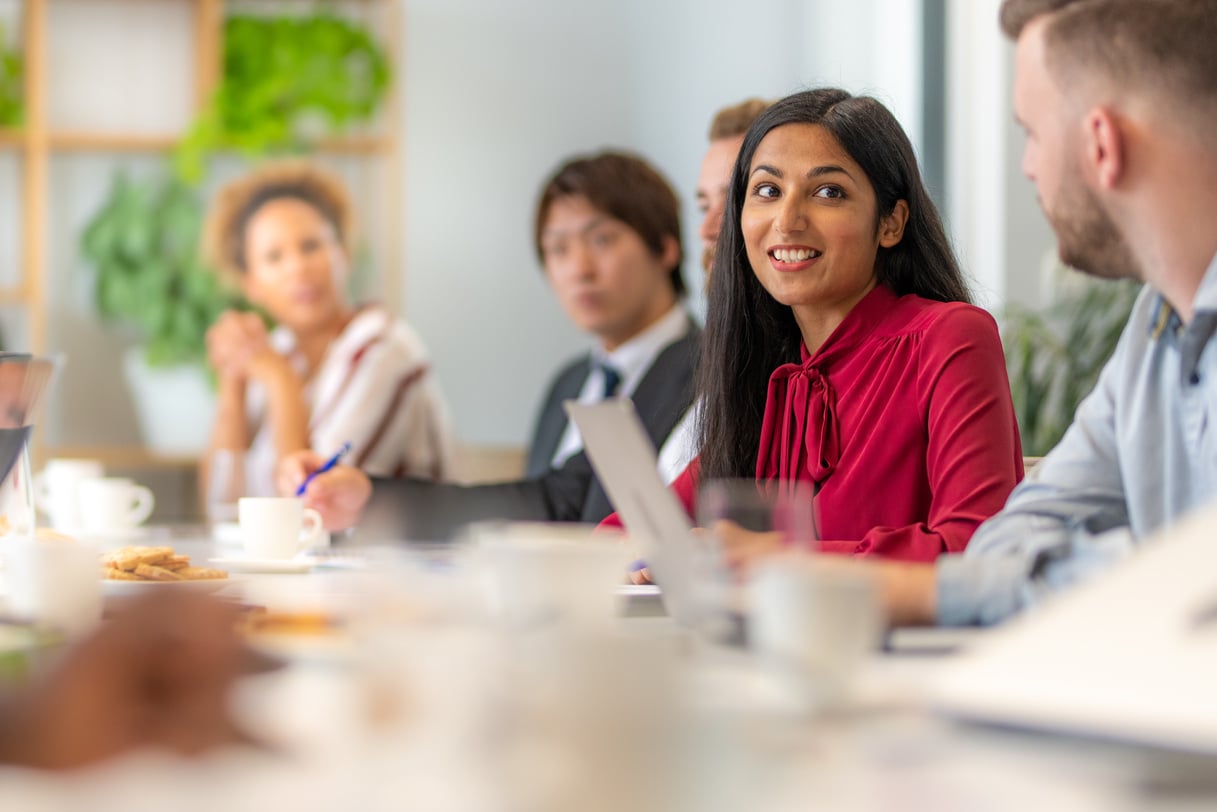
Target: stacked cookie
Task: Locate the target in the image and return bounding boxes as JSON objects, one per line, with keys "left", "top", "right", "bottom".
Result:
{"left": 103, "top": 546, "right": 228, "bottom": 581}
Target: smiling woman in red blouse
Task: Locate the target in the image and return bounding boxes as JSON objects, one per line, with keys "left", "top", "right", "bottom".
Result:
{"left": 606, "top": 88, "right": 1023, "bottom": 567}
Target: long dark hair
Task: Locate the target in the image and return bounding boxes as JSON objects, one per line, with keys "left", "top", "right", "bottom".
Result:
{"left": 697, "top": 88, "right": 970, "bottom": 480}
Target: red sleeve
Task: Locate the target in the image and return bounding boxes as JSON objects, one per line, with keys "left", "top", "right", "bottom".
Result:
{"left": 597, "top": 457, "right": 701, "bottom": 531}
{"left": 849, "top": 306, "right": 1023, "bottom": 561}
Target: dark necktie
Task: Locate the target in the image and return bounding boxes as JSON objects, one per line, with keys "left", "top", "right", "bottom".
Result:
{"left": 600, "top": 363, "right": 622, "bottom": 399}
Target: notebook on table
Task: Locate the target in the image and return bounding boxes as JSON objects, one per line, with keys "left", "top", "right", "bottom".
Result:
{"left": 930, "top": 501, "right": 1217, "bottom": 754}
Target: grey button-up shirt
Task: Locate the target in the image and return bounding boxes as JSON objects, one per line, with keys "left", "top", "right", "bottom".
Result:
{"left": 938, "top": 251, "right": 1217, "bottom": 626}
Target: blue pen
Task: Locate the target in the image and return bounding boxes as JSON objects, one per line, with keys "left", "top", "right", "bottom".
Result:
{"left": 295, "top": 442, "right": 352, "bottom": 497}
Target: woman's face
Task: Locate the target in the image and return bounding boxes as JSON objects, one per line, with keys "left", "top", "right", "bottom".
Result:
{"left": 241, "top": 197, "right": 350, "bottom": 333}
{"left": 741, "top": 123, "right": 906, "bottom": 320}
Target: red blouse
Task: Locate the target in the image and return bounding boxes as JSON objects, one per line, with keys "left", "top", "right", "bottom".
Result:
{"left": 602, "top": 284, "right": 1023, "bottom": 562}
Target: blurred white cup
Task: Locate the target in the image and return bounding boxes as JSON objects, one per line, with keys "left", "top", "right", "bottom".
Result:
{"left": 239, "top": 496, "right": 324, "bottom": 560}
{"left": 35, "top": 458, "right": 104, "bottom": 530}
{"left": 471, "top": 522, "right": 628, "bottom": 630}
{"left": 749, "top": 556, "right": 883, "bottom": 710}
{"left": 3, "top": 536, "right": 102, "bottom": 637}
{"left": 77, "top": 477, "right": 155, "bottom": 534}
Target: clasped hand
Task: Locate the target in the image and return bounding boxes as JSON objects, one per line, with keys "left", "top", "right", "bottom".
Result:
{"left": 206, "top": 310, "right": 284, "bottom": 383}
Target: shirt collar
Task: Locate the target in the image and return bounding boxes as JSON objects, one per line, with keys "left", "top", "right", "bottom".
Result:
{"left": 1191, "top": 249, "right": 1217, "bottom": 318}
{"left": 1147, "top": 250, "right": 1217, "bottom": 341}
{"left": 592, "top": 304, "right": 690, "bottom": 389}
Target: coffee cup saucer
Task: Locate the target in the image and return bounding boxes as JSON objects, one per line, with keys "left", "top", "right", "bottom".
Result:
{"left": 208, "top": 555, "right": 318, "bottom": 575}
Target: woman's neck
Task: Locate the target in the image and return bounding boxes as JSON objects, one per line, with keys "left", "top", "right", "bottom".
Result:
{"left": 791, "top": 279, "right": 877, "bottom": 356}
{"left": 292, "top": 307, "right": 357, "bottom": 374}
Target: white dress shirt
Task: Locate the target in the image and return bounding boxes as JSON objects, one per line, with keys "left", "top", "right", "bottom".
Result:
{"left": 550, "top": 305, "right": 693, "bottom": 479}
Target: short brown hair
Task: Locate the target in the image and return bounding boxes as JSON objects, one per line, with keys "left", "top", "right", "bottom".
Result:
{"left": 1032, "top": 0, "right": 1217, "bottom": 121}
{"left": 202, "top": 160, "right": 353, "bottom": 282}
{"left": 533, "top": 151, "right": 685, "bottom": 297}
{"left": 998, "top": 0, "right": 1081, "bottom": 39}
{"left": 708, "top": 98, "right": 771, "bottom": 141}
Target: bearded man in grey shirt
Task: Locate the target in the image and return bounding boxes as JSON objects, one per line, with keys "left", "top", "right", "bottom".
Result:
{"left": 863, "top": 0, "right": 1217, "bottom": 627}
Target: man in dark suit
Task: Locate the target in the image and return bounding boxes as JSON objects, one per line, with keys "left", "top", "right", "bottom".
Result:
{"left": 279, "top": 151, "right": 700, "bottom": 540}
{"left": 524, "top": 152, "right": 695, "bottom": 481}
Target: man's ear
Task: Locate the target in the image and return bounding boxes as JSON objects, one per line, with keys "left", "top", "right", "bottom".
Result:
{"left": 878, "top": 199, "right": 909, "bottom": 249}
{"left": 660, "top": 234, "right": 681, "bottom": 272}
{"left": 1086, "top": 107, "right": 1126, "bottom": 190}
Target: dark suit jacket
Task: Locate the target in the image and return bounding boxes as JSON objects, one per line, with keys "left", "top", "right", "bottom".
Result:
{"left": 525, "top": 356, "right": 594, "bottom": 478}
{"left": 355, "top": 321, "right": 701, "bottom": 542}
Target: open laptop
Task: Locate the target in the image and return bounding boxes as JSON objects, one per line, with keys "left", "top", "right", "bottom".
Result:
{"left": 930, "top": 501, "right": 1217, "bottom": 754}
{"left": 565, "top": 399, "right": 731, "bottom": 632}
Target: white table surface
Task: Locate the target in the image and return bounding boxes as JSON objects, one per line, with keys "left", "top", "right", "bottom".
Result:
{"left": 1, "top": 527, "right": 1215, "bottom": 811}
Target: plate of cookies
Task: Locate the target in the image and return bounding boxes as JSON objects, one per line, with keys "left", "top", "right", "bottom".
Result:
{"left": 101, "top": 546, "right": 232, "bottom": 596}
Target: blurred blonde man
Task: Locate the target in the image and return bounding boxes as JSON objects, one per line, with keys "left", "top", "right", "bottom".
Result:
{"left": 815, "top": 0, "right": 1217, "bottom": 626}
{"left": 696, "top": 98, "right": 771, "bottom": 276}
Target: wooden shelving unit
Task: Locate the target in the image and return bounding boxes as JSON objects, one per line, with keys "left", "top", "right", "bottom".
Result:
{"left": 5, "top": 0, "right": 404, "bottom": 474}
{"left": 44, "top": 132, "right": 395, "bottom": 154}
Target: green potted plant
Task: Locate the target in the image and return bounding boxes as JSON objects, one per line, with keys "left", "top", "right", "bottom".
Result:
{"left": 79, "top": 11, "right": 391, "bottom": 454}
{"left": 81, "top": 175, "right": 239, "bottom": 454}
{"left": 0, "top": 22, "right": 21, "bottom": 127}
{"left": 175, "top": 13, "right": 391, "bottom": 182}
{"left": 1003, "top": 276, "right": 1140, "bottom": 456}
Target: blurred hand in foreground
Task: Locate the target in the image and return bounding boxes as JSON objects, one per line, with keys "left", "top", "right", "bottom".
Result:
{"left": 709, "top": 520, "right": 786, "bottom": 573}
{"left": 0, "top": 590, "right": 249, "bottom": 770}
{"left": 277, "top": 450, "right": 372, "bottom": 531}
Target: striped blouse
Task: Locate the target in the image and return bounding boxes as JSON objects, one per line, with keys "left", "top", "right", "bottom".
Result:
{"left": 244, "top": 305, "right": 455, "bottom": 496}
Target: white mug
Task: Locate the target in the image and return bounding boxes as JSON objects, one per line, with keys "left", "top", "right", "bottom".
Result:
{"left": 35, "top": 458, "right": 104, "bottom": 530}
{"left": 239, "top": 497, "right": 324, "bottom": 560}
{"left": 76, "top": 477, "right": 155, "bottom": 533}
{"left": 470, "top": 522, "right": 628, "bottom": 629}
{"left": 3, "top": 536, "right": 102, "bottom": 637}
{"left": 749, "top": 557, "right": 882, "bottom": 710}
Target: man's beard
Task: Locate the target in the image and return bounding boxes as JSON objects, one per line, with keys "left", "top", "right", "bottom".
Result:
{"left": 1049, "top": 174, "right": 1140, "bottom": 281}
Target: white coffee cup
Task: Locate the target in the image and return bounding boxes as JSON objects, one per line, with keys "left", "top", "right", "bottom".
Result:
{"left": 749, "top": 556, "right": 883, "bottom": 710}
{"left": 238, "top": 497, "right": 324, "bottom": 560}
{"left": 35, "top": 458, "right": 104, "bottom": 530}
{"left": 3, "top": 536, "right": 102, "bottom": 637}
{"left": 471, "top": 522, "right": 628, "bottom": 629}
{"left": 76, "top": 477, "right": 155, "bottom": 533}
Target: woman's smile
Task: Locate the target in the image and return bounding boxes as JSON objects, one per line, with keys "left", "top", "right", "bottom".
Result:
{"left": 767, "top": 243, "right": 823, "bottom": 272}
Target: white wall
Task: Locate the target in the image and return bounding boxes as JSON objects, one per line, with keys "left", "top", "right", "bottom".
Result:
{"left": 16, "top": 0, "right": 1057, "bottom": 454}
{"left": 402, "top": 0, "right": 927, "bottom": 447}
{"left": 945, "top": 0, "right": 1056, "bottom": 311}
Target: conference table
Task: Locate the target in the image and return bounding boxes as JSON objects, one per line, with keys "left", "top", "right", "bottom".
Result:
{"left": 1, "top": 525, "right": 1215, "bottom": 811}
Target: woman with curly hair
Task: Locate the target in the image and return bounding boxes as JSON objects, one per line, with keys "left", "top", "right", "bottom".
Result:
{"left": 202, "top": 161, "right": 453, "bottom": 498}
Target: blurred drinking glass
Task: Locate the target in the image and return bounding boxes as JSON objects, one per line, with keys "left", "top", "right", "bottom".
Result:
{"left": 205, "top": 448, "right": 245, "bottom": 525}
{"left": 0, "top": 444, "right": 36, "bottom": 539}
{"left": 693, "top": 478, "right": 817, "bottom": 643}
{"left": 697, "top": 478, "right": 817, "bottom": 552}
